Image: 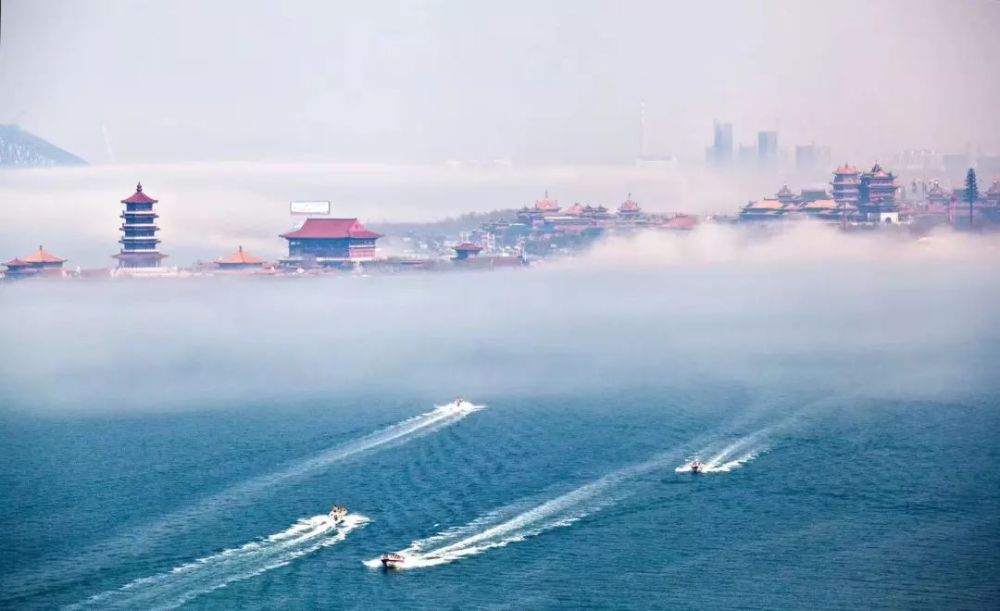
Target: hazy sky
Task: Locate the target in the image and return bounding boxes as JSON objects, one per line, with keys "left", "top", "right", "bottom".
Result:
{"left": 2, "top": 0, "right": 999, "bottom": 164}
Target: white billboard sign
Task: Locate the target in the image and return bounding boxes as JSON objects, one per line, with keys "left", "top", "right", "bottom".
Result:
{"left": 290, "top": 201, "right": 331, "bottom": 215}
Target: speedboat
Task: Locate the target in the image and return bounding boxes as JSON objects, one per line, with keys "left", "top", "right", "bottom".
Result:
{"left": 380, "top": 553, "right": 405, "bottom": 569}
{"left": 455, "top": 396, "right": 464, "bottom": 407}
{"left": 690, "top": 460, "right": 704, "bottom": 474}
{"left": 329, "top": 505, "right": 348, "bottom": 523}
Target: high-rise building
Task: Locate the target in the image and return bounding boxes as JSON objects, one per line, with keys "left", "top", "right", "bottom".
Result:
{"left": 757, "top": 131, "right": 778, "bottom": 166}
{"left": 708, "top": 121, "right": 733, "bottom": 166}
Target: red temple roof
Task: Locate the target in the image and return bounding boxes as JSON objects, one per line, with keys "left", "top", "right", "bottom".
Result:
{"left": 619, "top": 194, "right": 641, "bottom": 212}
{"left": 533, "top": 191, "right": 560, "bottom": 212}
{"left": 453, "top": 242, "right": 483, "bottom": 252}
{"left": 21, "top": 246, "right": 66, "bottom": 264}
{"left": 122, "top": 182, "right": 158, "bottom": 204}
{"left": 866, "top": 163, "right": 893, "bottom": 179}
{"left": 3, "top": 257, "right": 31, "bottom": 268}
{"left": 280, "top": 218, "right": 381, "bottom": 240}
{"left": 834, "top": 164, "right": 859, "bottom": 175}
{"left": 217, "top": 245, "right": 265, "bottom": 265}
{"left": 662, "top": 215, "right": 697, "bottom": 230}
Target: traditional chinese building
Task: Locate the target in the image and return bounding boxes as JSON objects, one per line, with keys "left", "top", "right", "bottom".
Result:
{"left": 3, "top": 246, "right": 67, "bottom": 279}
{"left": 926, "top": 182, "right": 949, "bottom": 209}
{"left": 115, "top": 182, "right": 166, "bottom": 268}
{"left": 216, "top": 246, "right": 265, "bottom": 270}
{"left": 986, "top": 180, "right": 1000, "bottom": 208}
{"left": 516, "top": 191, "right": 561, "bottom": 225}
{"left": 775, "top": 185, "right": 797, "bottom": 206}
{"left": 452, "top": 242, "right": 483, "bottom": 260}
{"left": 279, "top": 218, "right": 380, "bottom": 268}
{"left": 738, "top": 198, "right": 796, "bottom": 222}
{"left": 617, "top": 194, "right": 643, "bottom": 220}
{"left": 831, "top": 164, "right": 861, "bottom": 207}
{"left": 858, "top": 163, "right": 899, "bottom": 223}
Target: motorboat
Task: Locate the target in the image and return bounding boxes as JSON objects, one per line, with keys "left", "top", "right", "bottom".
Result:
{"left": 380, "top": 553, "right": 405, "bottom": 569}
{"left": 455, "top": 396, "right": 465, "bottom": 407}
{"left": 329, "top": 505, "right": 348, "bottom": 523}
{"left": 690, "top": 460, "right": 704, "bottom": 474}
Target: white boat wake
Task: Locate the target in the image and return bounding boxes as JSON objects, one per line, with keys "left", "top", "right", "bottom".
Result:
{"left": 675, "top": 428, "right": 771, "bottom": 473}
{"left": 365, "top": 448, "right": 682, "bottom": 570}
{"left": 73, "top": 513, "right": 369, "bottom": 611}
{"left": 17, "top": 401, "right": 482, "bottom": 603}
{"left": 121, "top": 400, "right": 483, "bottom": 546}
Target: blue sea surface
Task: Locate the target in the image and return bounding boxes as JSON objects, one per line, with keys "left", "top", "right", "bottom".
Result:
{"left": 1, "top": 264, "right": 999, "bottom": 609}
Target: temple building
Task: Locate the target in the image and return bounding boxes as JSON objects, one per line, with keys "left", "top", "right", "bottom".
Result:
{"left": 775, "top": 185, "right": 797, "bottom": 206}
{"left": 452, "top": 242, "right": 483, "bottom": 260}
{"left": 516, "top": 191, "right": 563, "bottom": 225}
{"left": 926, "top": 182, "right": 949, "bottom": 209}
{"left": 831, "top": 164, "right": 861, "bottom": 207}
{"left": 279, "top": 218, "right": 380, "bottom": 268}
{"left": 738, "top": 198, "right": 797, "bottom": 222}
{"left": 115, "top": 182, "right": 166, "bottom": 268}
{"left": 858, "top": 163, "right": 899, "bottom": 223}
{"left": 2, "top": 246, "right": 66, "bottom": 279}
{"left": 617, "top": 194, "right": 643, "bottom": 220}
{"left": 216, "top": 246, "right": 265, "bottom": 270}
{"left": 986, "top": 180, "right": 1000, "bottom": 208}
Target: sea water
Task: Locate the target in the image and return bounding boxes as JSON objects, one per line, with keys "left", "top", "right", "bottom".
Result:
{"left": 1, "top": 258, "right": 998, "bottom": 609}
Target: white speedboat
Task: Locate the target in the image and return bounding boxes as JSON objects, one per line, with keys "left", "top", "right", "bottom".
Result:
{"left": 329, "top": 505, "right": 348, "bottom": 523}
{"left": 380, "top": 553, "right": 405, "bottom": 569}
{"left": 690, "top": 460, "right": 704, "bottom": 474}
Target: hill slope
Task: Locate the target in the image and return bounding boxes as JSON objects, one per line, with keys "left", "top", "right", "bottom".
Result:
{"left": 0, "top": 124, "right": 87, "bottom": 168}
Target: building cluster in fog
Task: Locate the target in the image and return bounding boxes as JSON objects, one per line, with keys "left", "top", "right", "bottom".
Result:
{"left": 736, "top": 162, "right": 1000, "bottom": 229}
{"left": 4, "top": 164, "right": 1000, "bottom": 282}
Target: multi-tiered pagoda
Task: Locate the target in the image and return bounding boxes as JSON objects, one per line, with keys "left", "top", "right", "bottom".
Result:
{"left": 831, "top": 164, "right": 861, "bottom": 207}
{"left": 858, "top": 163, "right": 899, "bottom": 223}
{"left": 115, "top": 182, "right": 165, "bottom": 268}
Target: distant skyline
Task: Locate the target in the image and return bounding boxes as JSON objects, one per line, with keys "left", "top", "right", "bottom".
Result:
{"left": 2, "top": 0, "right": 999, "bottom": 165}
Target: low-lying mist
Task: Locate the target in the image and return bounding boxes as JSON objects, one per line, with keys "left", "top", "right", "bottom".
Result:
{"left": 2, "top": 226, "right": 998, "bottom": 415}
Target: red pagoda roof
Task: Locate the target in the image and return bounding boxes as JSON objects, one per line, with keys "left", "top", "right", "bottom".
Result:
{"left": 533, "top": 191, "right": 560, "bottom": 212}
{"left": 453, "top": 242, "right": 483, "bottom": 252}
{"left": 834, "top": 164, "right": 859, "bottom": 175}
{"left": 280, "top": 218, "right": 381, "bottom": 239}
{"left": 217, "top": 246, "right": 265, "bottom": 265}
{"left": 619, "top": 194, "right": 641, "bottom": 212}
{"left": 3, "top": 257, "right": 31, "bottom": 268}
{"left": 122, "top": 182, "right": 158, "bottom": 204}
{"left": 21, "top": 246, "right": 66, "bottom": 264}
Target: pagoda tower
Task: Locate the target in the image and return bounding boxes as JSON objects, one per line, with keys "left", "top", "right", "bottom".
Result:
{"left": 114, "top": 182, "right": 166, "bottom": 268}
{"left": 831, "top": 164, "right": 861, "bottom": 207}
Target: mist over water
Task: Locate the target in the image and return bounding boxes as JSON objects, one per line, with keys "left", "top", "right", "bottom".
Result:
{"left": 1, "top": 239, "right": 999, "bottom": 607}
{"left": 1, "top": 236, "right": 997, "bottom": 415}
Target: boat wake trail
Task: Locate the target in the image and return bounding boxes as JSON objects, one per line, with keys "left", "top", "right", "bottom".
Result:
{"left": 8, "top": 402, "right": 482, "bottom": 604}
{"left": 675, "top": 427, "right": 772, "bottom": 474}
{"left": 72, "top": 514, "right": 368, "bottom": 611}
{"left": 365, "top": 449, "right": 681, "bottom": 570}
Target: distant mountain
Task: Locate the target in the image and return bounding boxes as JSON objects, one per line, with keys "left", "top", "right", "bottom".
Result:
{"left": 0, "top": 124, "right": 87, "bottom": 168}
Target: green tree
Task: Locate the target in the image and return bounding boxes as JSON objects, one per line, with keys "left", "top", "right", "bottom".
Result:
{"left": 965, "top": 168, "right": 978, "bottom": 228}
